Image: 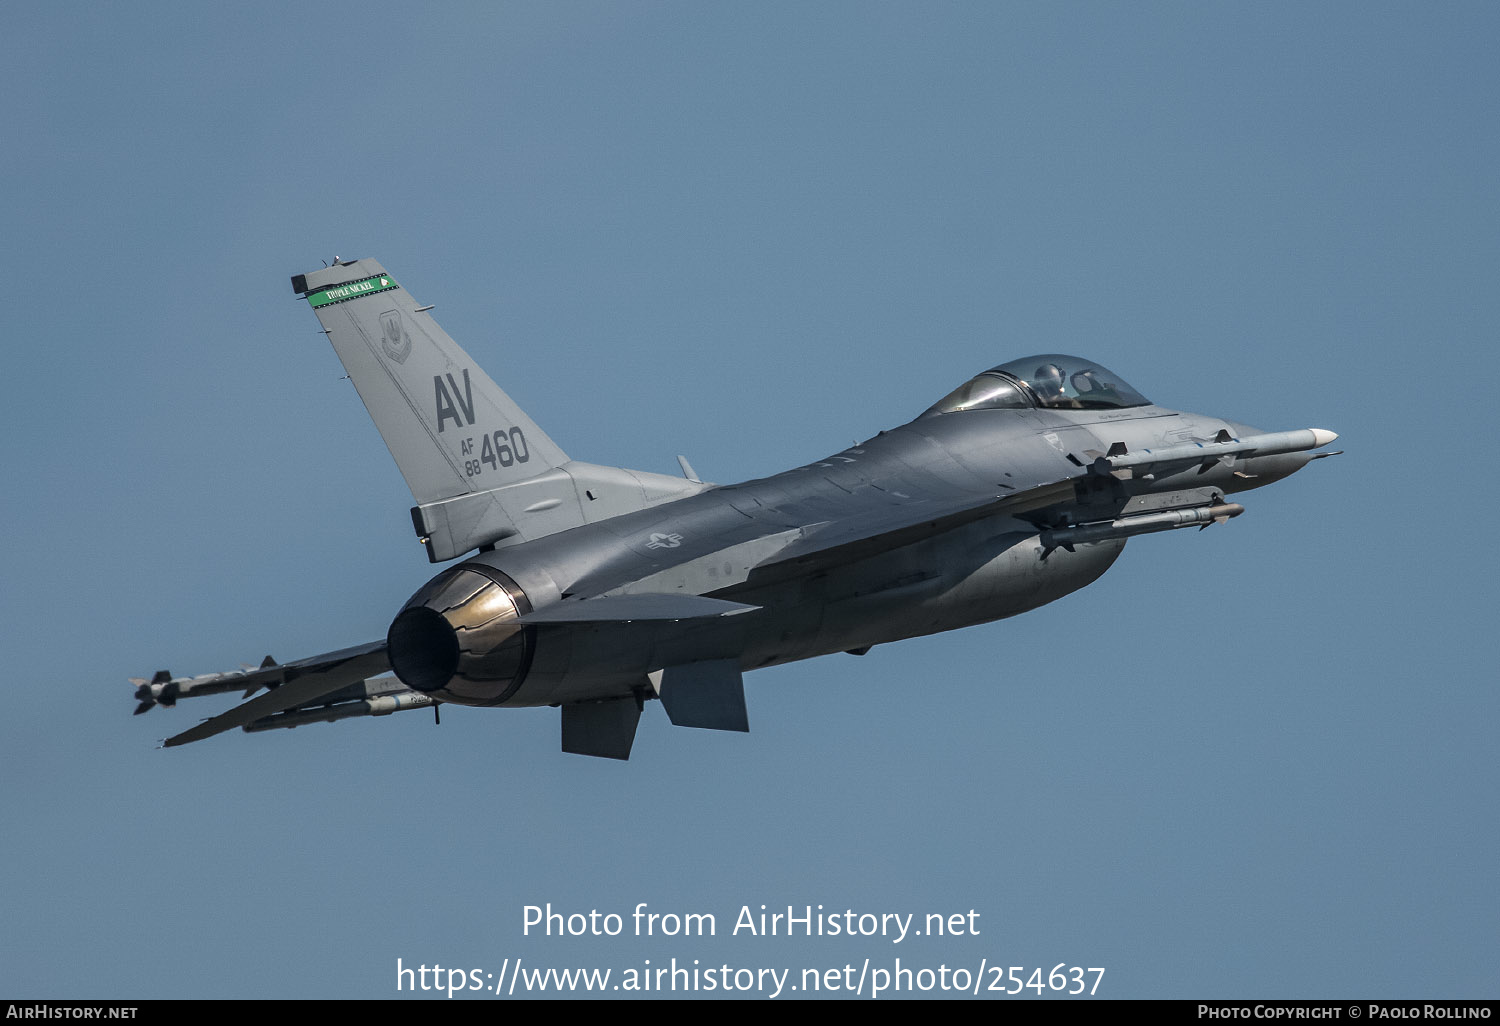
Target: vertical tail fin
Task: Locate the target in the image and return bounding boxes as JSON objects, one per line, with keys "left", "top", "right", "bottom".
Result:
{"left": 293, "top": 258, "right": 568, "bottom": 506}
{"left": 293, "top": 258, "right": 706, "bottom": 562}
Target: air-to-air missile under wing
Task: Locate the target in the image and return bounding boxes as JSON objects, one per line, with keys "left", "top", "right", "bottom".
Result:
{"left": 133, "top": 258, "right": 1340, "bottom": 759}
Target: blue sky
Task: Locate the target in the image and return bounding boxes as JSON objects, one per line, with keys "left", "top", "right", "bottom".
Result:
{"left": 2, "top": 1, "right": 1496, "bottom": 999}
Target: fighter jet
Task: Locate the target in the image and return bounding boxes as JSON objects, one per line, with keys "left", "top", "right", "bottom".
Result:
{"left": 134, "top": 257, "right": 1340, "bottom": 759}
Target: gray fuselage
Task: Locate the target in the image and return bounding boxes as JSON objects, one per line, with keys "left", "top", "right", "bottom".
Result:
{"left": 402, "top": 399, "right": 1287, "bottom": 708}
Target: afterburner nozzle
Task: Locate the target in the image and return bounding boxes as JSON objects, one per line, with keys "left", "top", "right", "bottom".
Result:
{"left": 386, "top": 566, "right": 533, "bottom": 707}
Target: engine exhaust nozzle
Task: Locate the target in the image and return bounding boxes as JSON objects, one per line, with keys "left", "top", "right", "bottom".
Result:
{"left": 386, "top": 565, "right": 533, "bottom": 707}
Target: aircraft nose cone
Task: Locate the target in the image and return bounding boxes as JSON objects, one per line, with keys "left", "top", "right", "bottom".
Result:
{"left": 1311, "top": 428, "right": 1339, "bottom": 448}
{"left": 385, "top": 566, "right": 534, "bottom": 706}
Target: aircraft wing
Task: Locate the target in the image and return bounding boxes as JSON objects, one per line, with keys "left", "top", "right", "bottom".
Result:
{"left": 161, "top": 641, "right": 390, "bottom": 748}
{"left": 517, "top": 594, "right": 758, "bottom": 624}
{"left": 749, "top": 427, "right": 1341, "bottom": 579}
{"left": 746, "top": 478, "right": 1079, "bottom": 581}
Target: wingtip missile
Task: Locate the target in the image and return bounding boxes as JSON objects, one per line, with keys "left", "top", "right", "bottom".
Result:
{"left": 128, "top": 661, "right": 284, "bottom": 714}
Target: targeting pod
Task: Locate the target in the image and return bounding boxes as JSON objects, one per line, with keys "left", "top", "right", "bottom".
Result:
{"left": 1040, "top": 502, "right": 1244, "bottom": 556}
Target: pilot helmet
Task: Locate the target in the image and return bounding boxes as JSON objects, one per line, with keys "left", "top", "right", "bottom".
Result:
{"left": 1032, "top": 363, "right": 1066, "bottom": 398}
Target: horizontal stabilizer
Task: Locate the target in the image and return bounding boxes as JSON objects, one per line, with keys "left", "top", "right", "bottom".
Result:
{"left": 561, "top": 698, "right": 642, "bottom": 760}
{"left": 518, "top": 594, "right": 758, "bottom": 624}
{"left": 654, "top": 659, "right": 749, "bottom": 732}
{"left": 162, "top": 642, "right": 389, "bottom": 747}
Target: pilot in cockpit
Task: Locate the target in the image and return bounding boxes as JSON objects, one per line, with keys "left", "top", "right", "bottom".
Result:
{"left": 918, "top": 355, "right": 1151, "bottom": 419}
{"left": 1033, "top": 363, "right": 1078, "bottom": 408}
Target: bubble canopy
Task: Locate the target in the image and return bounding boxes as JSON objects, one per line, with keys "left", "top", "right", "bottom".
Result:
{"left": 920, "top": 354, "right": 1151, "bottom": 417}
